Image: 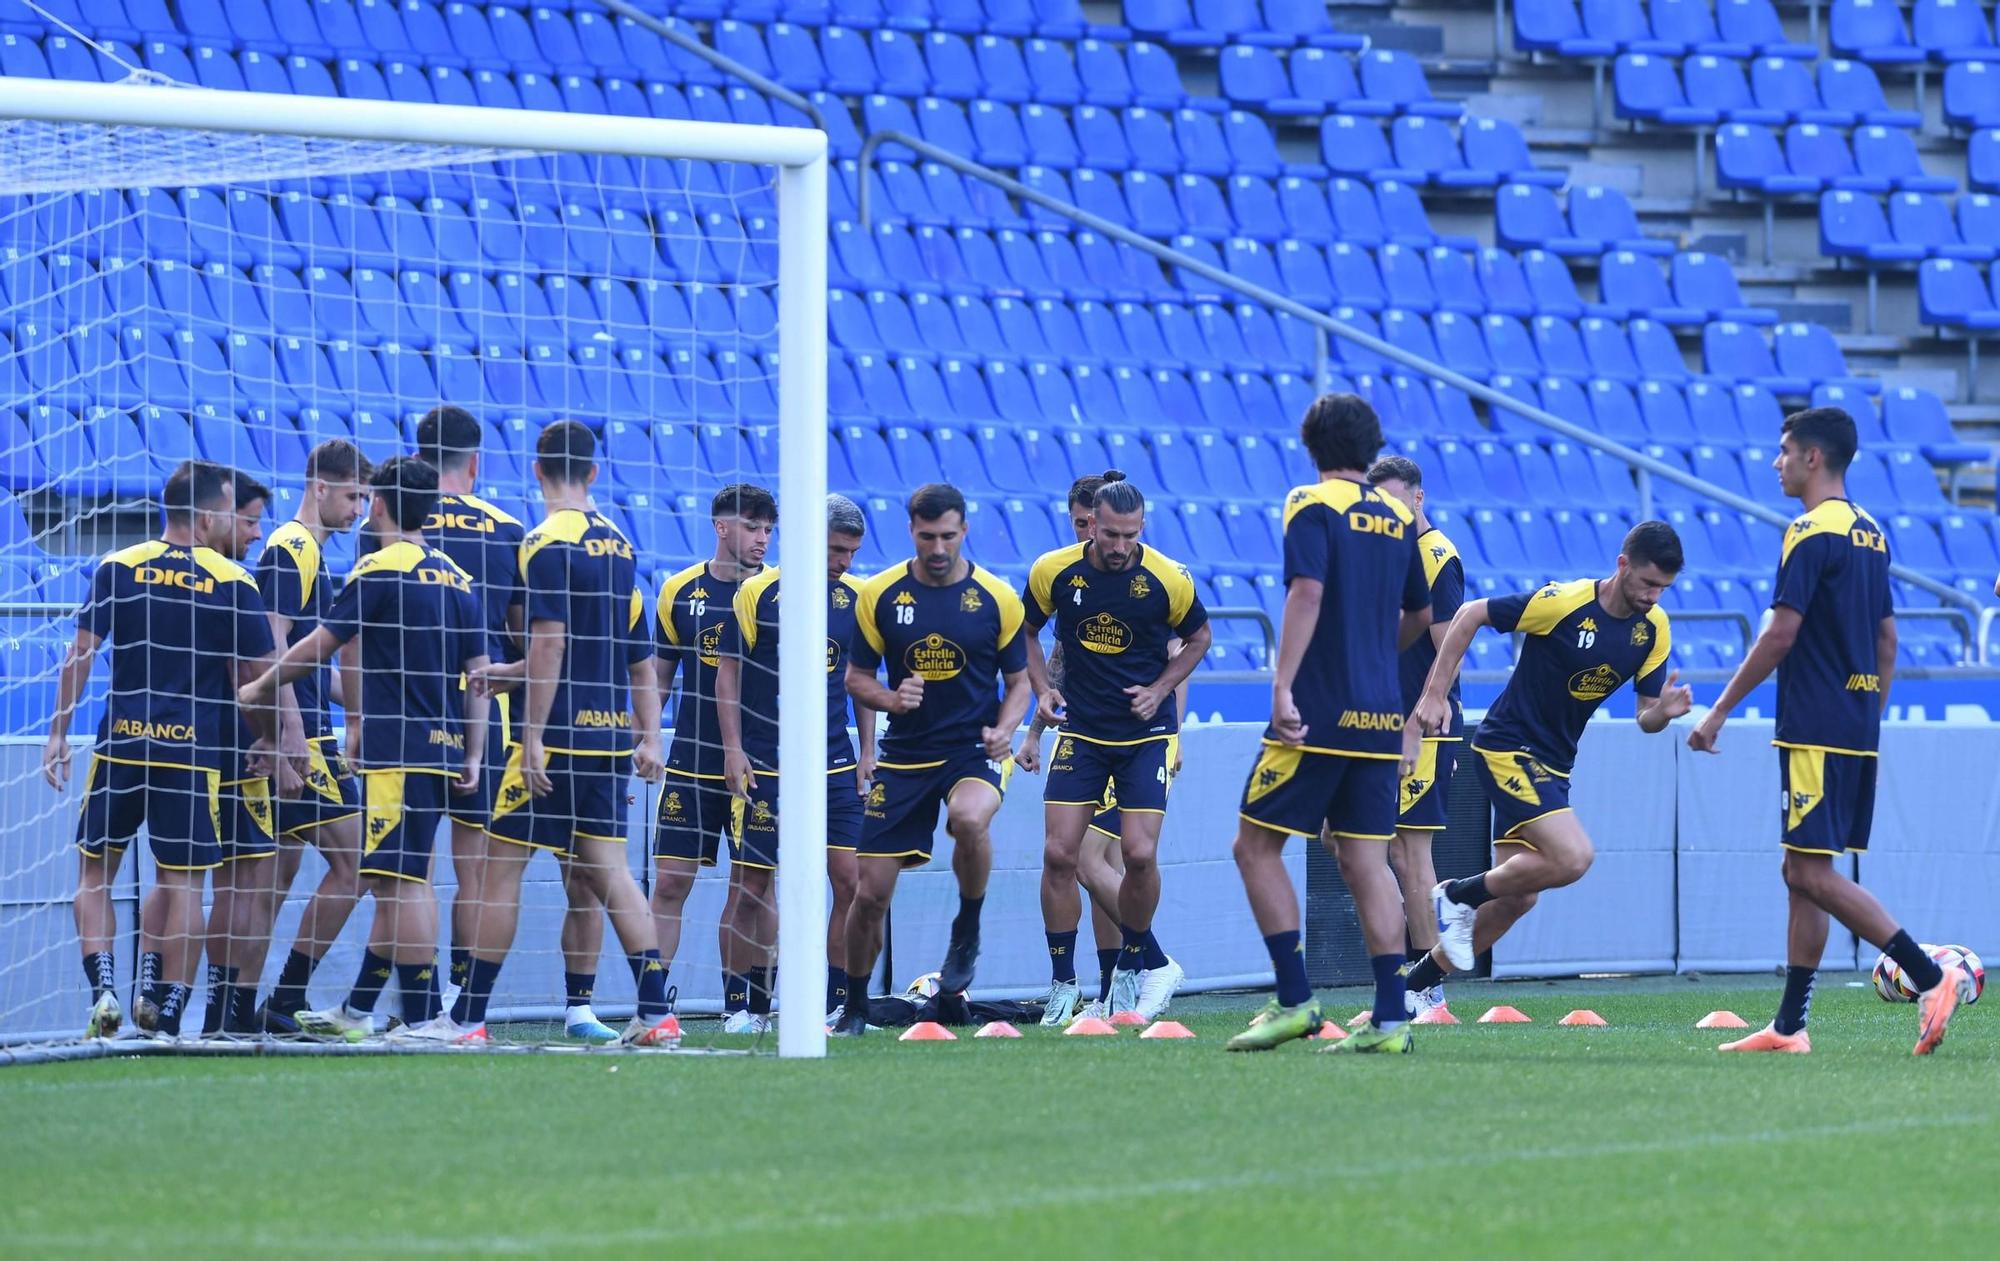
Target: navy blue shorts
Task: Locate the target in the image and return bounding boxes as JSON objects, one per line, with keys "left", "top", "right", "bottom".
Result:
{"left": 446, "top": 701, "right": 512, "bottom": 831}
{"left": 219, "top": 776, "right": 278, "bottom": 863}
{"left": 359, "top": 769, "right": 452, "bottom": 883}
{"left": 732, "top": 763, "right": 869, "bottom": 869}
{"left": 1047, "top": 734, "right": 1174, "bottom": 822}
{"left": 655, "top": 767, "right": 734, "bottom": 867}
{"left": 859, "top": 746, "right": 1011, "bottom": 866}
{"left": 488, "top": 748, "right": 632, "bottom": 860}
{"left": 1779, "top": 745, "right": 1877, "bottom": 855}
{"left": 74, "top": 756, "right": 223, "bottom": 871}
{"left": 1469, "top": 745, "right": 1573, "bottom": 843}
{"left": 1398, "top": 739, "right": 1459, "bottom": 832}
{"left": 275, "top": 739, "right": 362, "bottom": 839}
{"left": 1238, "top": 743, "right": 1399, "bottom": 841}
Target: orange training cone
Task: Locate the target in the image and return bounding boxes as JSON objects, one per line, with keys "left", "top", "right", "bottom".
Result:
{"left": 1109, "top": 1010, "right": 1148, "bottom": 1027}
{"left": 1314, "top": 1022, "right": 1348, "bottom": 1041}
{"left": 900, "top": 1021, "right": 957, "bottom": 1041}
{"left": 1140, "top": 1020, "right": 1195, "bottom": 1039}
{"left": 1347, "top": 1009, "right": 1373, "bottom": 1028}
{"left": 974, "top": 1021, "right": 1022, "bottom": 1038}
{"left": 1696, "top": 1010, "right": 1749, "bottom": 1029}
{"left": 1478, "top": 1006, "right": 1532, "bottom": 1024}
{"left": 1065, "top": 1016, "right": 1118, "bottom": 1036}
{"left": 1412, "top": 1005, "right": 1460, "bottom": 1025}
{"left": 1559, "top": 1009, "right": 1607, "bottom": 1027}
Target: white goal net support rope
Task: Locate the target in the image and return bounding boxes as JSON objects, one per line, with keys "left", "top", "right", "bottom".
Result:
{"left": 0, "top": 77, "right": 831, "bottom": 1059}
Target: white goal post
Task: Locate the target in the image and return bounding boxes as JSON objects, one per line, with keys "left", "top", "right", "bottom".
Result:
{"left": 0, "top": 76, "right": 832, "bottom": 1059}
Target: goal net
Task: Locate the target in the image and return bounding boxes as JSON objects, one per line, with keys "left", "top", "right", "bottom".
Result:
{"left": 0, "top": 77, "right": 831, "bottom": 1059}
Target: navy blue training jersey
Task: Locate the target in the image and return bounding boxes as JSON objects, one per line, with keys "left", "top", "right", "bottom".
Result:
{"left": 80, "top": 540, "right": 273, "bottom": 773}
{"left": 519, "top": 509, "right": 652, "bottom": 757}
{"left": 723, "top": 566, "right": 863, "bottom": 771}
{"left": 1478, "top": 578, "right": 1672, "bottom": 773}
{"left": 426, "top": 492, "right": 526, "bottom": 664}
{"left": 257, "top": 520, "right": 340, "bottom": 741}
{"left": 1399, "top": 526, "right": 1466, "bottom": 739}
{"left": 1276, "top": 478, "right": 1429, "bottom": 759}
{"left": 850, "top": 560, "right": 1028, "bottom": 764}
{"left": 656, "top": 561, "right": 755, "bottom": 777}
{"left": 1772, "top": 498, "right": 1892, "bottom": 756}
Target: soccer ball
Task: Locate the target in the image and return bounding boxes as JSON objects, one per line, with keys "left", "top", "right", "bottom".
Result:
{"left": 906, "top": 971, "right": 942, "bottom": 999}
{"left": 1870, "top": 944, "right": 1984, "bottom": 1005}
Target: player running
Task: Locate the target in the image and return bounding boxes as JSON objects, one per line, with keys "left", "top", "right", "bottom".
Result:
{"left": 255, "top": 439, "right": 372, "bottom": 1027}
{"left": 448, "top": 422, "right": 679, "bottom": 1047}
{"left": 653, "top": 484, "right": 773, "bottom": 1018}
{"left": 1224, "top": 396, "right": 1434, "bottom": 1055}
{"left": 46, "top": 460, "right": 284, "bottom": 1039}
{"left": 833, "top": 484, "right": 1032, "bottom": 1036}
{"left": 1365, "top": 455, "right": 1465, "bottom": 1020}
{"left": 242, "top": 457, "right": 489, "bottom": 1042}
{"left": 1016, "top": 472, "right": 1210, "bottom": 1026}
{"left": 1404, "top": 522, "right": 1693, "bottom": 1002}
{"left": 715, "top": 494, "right": 879, "bottom": 1032}
{"left": 1689, "top": 407, "right": 1966, "bottom": 1055}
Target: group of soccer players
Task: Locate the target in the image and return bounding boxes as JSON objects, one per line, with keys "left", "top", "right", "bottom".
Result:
{"left": 46, "top": 387, "right": 1970, "bottom": 1056}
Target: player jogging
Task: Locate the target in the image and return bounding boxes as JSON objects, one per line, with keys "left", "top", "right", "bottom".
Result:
{"left": 654, "top": 484, "right": 774, "bottom": 1018}
{"left": 1016, "top": 472, "right": 1210, "bottom": 1026}
{"left": 450, "top": 422, "right": 679, "bottom": 1047}
{"left": 1365, "top": 455, "right": 1465, "bottom": 1020}
{"left": 1404, "top": 522, "right": 1693, "bottom": 1001}
{"left": 833, "top": 484, "right": 1032, "bottom": 1037}
{"left": 242, "top": 457, "right": 489, "bottom": 1042}
{"left": 254, "top": 439, "right": 372, "bottom": 1028}
{"left": 1688, "top": 407, "right": 1966, "bottom": 1055}
{"left": 1224, "top": 395, "right": 1433, "bottom": 1055}
{"left": 46, "top": 460, "right": 284, "bottom": 1039}
{"left": 715, "top": 494, "right": 880, "bottom": 1032}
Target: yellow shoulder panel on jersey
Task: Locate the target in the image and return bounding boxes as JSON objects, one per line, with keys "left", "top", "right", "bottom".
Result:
{"left": 971, "top": 564, "right": 1026, "bottom": 651}
{"left": 838, "top": 571, "right": 864, "bottom": 597}
{"left": 1512, "top": 577, "right": 1597, "bottom": 637}
{"left": 106, "top": 539, "right": 172, "bottom": 569}
{"left": 1418, "top": 528, "right": 1460, "bottom": 588}
{"left": 521, "top": 507, "right": 591, "bottom": 570}
{"left": 654, "top": 561, "right": 710, "bottom": 647}
{"left": 458, "top": 492, "right": 522, "bottom": 528}
{"left": 1027, "top": 543, "right": 1087, "bottom": 615}
{"left": 349, "top": 539, "right": 426, "bottom": 580}
{"left": 1781, "top": 499, "right": 1862, "bottom": 565}
{"left": 1639, "top": 606, "right": 1672, "bottom": 682}
{"left": 628, "top": 586, "right": 645, "bottom": 635}
{"left": 191, "top": 547, "right": 256, "bottom": 586}
{"left": 1281, "top": 478, "right": 1363, "bottom": 529}
{"left": 735, "top": 566, "right": 782, "bottom": 653}
{"left": 267, "top": 521, "right": 322, "bottom": 605}
{"left": 1138, "top": 546, "right": 1198, "bottom": 625}
{"left": 855, "top": 564, "right": 908, "bottom": 656}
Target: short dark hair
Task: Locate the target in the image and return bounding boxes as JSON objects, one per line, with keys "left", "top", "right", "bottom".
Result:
{"left": 1366, "top": 454, "right": 1422, "bottom": 488}
{"left": 1066, "top": 473, "right": 1106, "bottom": 511}
{"left": 712, "top": 482, "right": 776, "bottom": 524}
{"left": 414, "top": 404, "right": 482, "bottom": 475}
{"left": 305, "top": 438, "right": 368, "bottom": 484}
{"left": 1299, "top": 393, "right": 1384, "bottom": 474}
{"left": 827, "top": 493, "right": 866, "bottom": 538}
{"left": 1780, "top": 406, "right": 1858, "bottom": 472}
{"left": 907, "top": 482, "right": 966, "bottom": 522}
{"left": 1091, "top": 468, "right": 1144, "bottom": 516}
{"left": 162, "top": 459, "right": 232, "bottom": 526}
{"left": 233, "top": 471, "right": 272, "bottom": 511}
{"left": 535, "top": 419, "right": 596, "bottom": 486}
{"left": 1621, "top": 520, "right": 1685, "bottom": 575}
{"left": 370, "top": 456, "right": 441, "bottom": 532}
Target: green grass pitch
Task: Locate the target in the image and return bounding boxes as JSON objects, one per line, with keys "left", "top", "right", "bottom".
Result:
{"left": 2, "top": 976, "right": 1992, "bottom": 1259}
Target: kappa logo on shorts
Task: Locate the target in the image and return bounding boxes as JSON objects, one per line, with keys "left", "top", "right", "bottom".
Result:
{"left": 307, "top": 765, "right": 334, "bottom": 795}
{"left": 960, "top": 587, "right": 984, "bottom": 613}
{"left": 1790, "top": 789, "right": 1816, "bottom": 812}
{"left": 500, "top": 780, "right": 528, "bottom": 809}
{"left": 368, "top": 812, "right": 394, "bottom": 842}
{"left": 662, "top": 790, "right": 685, "bottom": 820}
{"left": 1403, "top": 776, "right": 1429, "bottom": 803}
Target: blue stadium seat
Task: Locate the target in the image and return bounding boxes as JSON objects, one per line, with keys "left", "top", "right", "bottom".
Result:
{"left": 1021, "top": 36, "right": 1083, "bottom": 104}
{"left": 1126, "top": 0, "right": 1228, "bottom": 47}
{"left": 1672, "top": 251, "right": 1777, "bottom": 323}
{"left": 1715, "top": 123, "right": 1820, "bottom": 194}
{"left": 1944, "top": 60, "right": 2000, "bottom": 129}
{"left": 1919, "top": 257, "right": 2000, "bottom": 328}
{"left": 1915, "top": 0, "right": 2000, "bottom": 62}
{"left": 1496, "top": 183, "right": 1600, "bottom": 254}
{"left": 1220, "top": 44, "right": 1300, "bottom": 112}
{"left": 1819, "top": 58, "right": 1923, "bottom": 128}
{"left": 1228, "top": 108, "right": 1313, "bottom": 178}
{"left": 1464, "top": 118, "right": 1565, "bottom": 187}
{"left": 1783, "top": 123, "right": 1886, "bottom": 192}
{"left": 1628, "top": 316, "right": 1693, "bottom": 383}
{"left": 1426, "top": 247, "right": 1486, "bottom": 315}
{"left": 1475, "top": 247, "right": 1537, "bottom": 317}
{"left": 1373, "top": 243, "right": 1428, "bottom": 311}
{"left": 1358, "top": 48, "right": 1464, "bottom": 117}
{"left": 1514, "top": 0, "right": 1618, "bottom": 56}
{"left": 1320, "top": 115, "right": 1419, "bottom": 183}
{"left": 1175, "top": 107, "right": 1235, "bottom": 176}
{"left": 1600, "top": 250, "right": 1704, "bottom": 323}
{"left": 1123, "top": 107, "right": 1183, "bottom": 174}
{"left": 1890, "top": 191, "right": 1993, "bottom": 260}
{"left": 1529, "top": 314, "right": 1592, "bottom": 379}
{"left": 1649, "top": 0, "right": 1753, "bottom": 56}
{"left": 1883, "top": 385, "right": 1988, "bottom": 462}
{"left": 975, "top": 34, "right": 1034, "bottom": 102}
{"left": 1752, "top": 55, "right": 1851, "bottom": 125}
{"left": 1703, "top": 320, "right": 1809, "bottom": 393}
{"left": 1820, "top": 189, "right": 1912, "bottom": 262}
{"left": 1523, "top": 248, "right": 1612, "bottom": 319}
{"left": 1392, "top": 116, "right": 1497, "bottom": 188}
{"left": 1830, "top": 0, "right": 1926, "bottom": 63}
{"left": 1681, "top": 53, "right": 1780, "bottom": 124}
{"left": 1854, "top": 125, "right": 1956, "bottom": 193}
{"left": 1776, "top": 322, "right": 1878, "bottom": 393}
{"left": 1570, "top": 185, "right": 1674, "bottom": 255}
{"left": 1614, "top": 51, "right": 1713, "bottom": 123}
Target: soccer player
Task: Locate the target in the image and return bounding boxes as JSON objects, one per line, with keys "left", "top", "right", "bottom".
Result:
{"left": 1224, "top": 395, "right": 1433, "bottom": 1055}
{"left": 715, "top": 494, "right": 879, "bottom": 1031}
{"left": 448, "top": 421, "right": 680, "bottom": 1047}
{"left": 1688, "top": 407, "right": 1966, "bottom": 1055}
{"left": 1404, "top": 522, "right": 1693, "bottom": 1004}
{"left": 1016, "top": 472, "right": 1210, "bottom": 1025}
{"left": 833, "top": 483, "right": 1032, "bottom": 1037}
{"left": 45, "top": 460, "right": 283, "bottom": 1039}
{"left": 653, "top": 484, "right": 774, "bottom": 1016}
{"left": 255, "top": 439, "right": 372, "bottom": 1026}
{"left": 241, "top": 457, "right": 489, "bottom": 1041}
{"left": 1365, "top": 455, "right": 1465, "bottom": 1019}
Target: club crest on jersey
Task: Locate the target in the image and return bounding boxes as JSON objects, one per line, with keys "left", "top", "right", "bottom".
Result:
{"left": 960, "top": 588, "right": 983, "bottom": 613}
{"left": 906, "top": 633, "right": 967, "bottom": 681}
{"left": 1129, "top": 572, "right": 1152, "bottom": 600}
{"left": 831, "top": 587, "right": 850, "bottom": 609}
{"left": 1567, "top": 664, "right": 1622, "bottom": 701}
{"left": 1079, "top": 612, "right": 1132, "bottom": 654}
{"left": 1631, "top": 622, "right": 1650, "bottom": 647}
